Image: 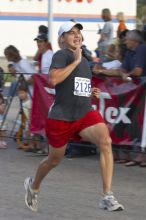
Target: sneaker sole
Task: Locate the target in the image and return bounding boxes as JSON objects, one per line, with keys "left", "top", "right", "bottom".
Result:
{"left": 24, "top": 178, "right": 38, "bottom": 212}
{"left": 99, "top": 203, "right": 124, "bottom": 211}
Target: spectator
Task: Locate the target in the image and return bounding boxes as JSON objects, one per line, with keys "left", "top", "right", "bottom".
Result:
{"left": 120, "top": 30, "right": 146, "bottom": 166}
{"left": 93, "top": 30, "right": 146, "bottom": 79}
{"left": 16, "top": 85, "right": 32, "bottom": 151}
{"left": 97, "top": 8, "right": 114, "bottom": 62}
{"left": 121, "top": 29, "right": 146, "bottom": 77}
{"left": 92, "top": 43, "right": 127, "bottom": 76}
{"left": 34, "top": 25, "right": 53, "bottom": 73}
{"left": 116, "top": 12, "right": 127, "bottom": 38}
{"left": 34, "top": 34, "right": 53, "bottom": 74}
{"left": 4, "top": 45, "right": 36, "bottom": 97}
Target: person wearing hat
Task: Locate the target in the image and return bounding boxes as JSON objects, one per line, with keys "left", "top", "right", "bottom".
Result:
{"left": 24, "top": 21, "right": 124, "bottom": 212}
{"left": 34, "top": 33, "right": 53, "bottom": 74}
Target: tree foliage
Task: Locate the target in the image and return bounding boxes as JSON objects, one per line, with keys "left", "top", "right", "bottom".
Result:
{"left": 137, "top": 0, "right": 146, "bottom": 18}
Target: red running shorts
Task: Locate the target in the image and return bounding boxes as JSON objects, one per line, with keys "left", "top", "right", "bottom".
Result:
{"left": 45, "top": 110, "right": 104, "bottom": 148}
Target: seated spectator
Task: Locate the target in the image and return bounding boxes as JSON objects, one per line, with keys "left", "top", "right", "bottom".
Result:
{"left": 93, "top": 30, "right": 146, "bottom": 79}
{"left": 4, "top": 45, "right": 36, "bottom": 97}
{"left": 0, "top": 93, "right": 8, "bottom": 149}
{"left": 121, "top": 29, "right": 146, "bottom": 78}
{"left": 92, "top": 43, "right": 127, "bottom": 76}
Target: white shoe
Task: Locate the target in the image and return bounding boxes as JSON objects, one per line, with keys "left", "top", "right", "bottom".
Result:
{"left": 99, "top": 192, "right": 124, "bottom": 211}
{"left": 24, "top": 177, "right": 38, "bottom": 212}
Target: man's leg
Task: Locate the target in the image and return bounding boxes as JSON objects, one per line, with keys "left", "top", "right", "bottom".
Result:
{"left": 79, "top": 123, "right": 124, "bottom": 211}
{"left": 32, "top": 144, "right": 67, "bottom": 190}
{"left": 79, "top": 123, "right": 113, "bottom": 193}
{"left": 24, "top": 144, "right": 67, "bottom": 211}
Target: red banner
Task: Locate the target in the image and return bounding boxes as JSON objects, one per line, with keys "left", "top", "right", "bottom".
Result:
{"left": 30, "top": 74, "right": 146, "bottom": 148}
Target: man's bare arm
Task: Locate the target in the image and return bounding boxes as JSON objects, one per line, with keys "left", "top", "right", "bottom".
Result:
{"left": 49, "top": 48, "right": 82, "bottom": 86}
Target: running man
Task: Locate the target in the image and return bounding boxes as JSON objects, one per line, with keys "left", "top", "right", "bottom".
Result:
{"left": 24, "top": 21, "right": 124, "bottom": 212}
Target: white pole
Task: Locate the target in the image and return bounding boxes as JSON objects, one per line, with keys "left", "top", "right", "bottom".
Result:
{"left": 48, "top": 0, "right": 53, "bottom": 43}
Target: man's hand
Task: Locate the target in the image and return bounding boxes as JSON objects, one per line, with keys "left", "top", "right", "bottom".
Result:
{"left": 74, "top": 47, "right": 82, "bottom": 65}
{"left": 92, "top": 64, "right": 105, "bottom": 74}
{"left": 119, "top": 71, "right": 132, "bottom": 82}
{"left": 91, "top": 87, "right": 101, "bottom": 99}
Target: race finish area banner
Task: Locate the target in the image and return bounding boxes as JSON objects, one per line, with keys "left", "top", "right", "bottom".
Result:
{"left": 30, "top": 74, "right": 146, "bottom": 149}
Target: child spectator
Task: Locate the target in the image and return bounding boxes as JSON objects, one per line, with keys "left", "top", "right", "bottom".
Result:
{"left": 0, "top": 93, "right": 8, "bottom": 149}
{"left": 17, "top": 85, "right": 46, "bottom": 154}
{"left": 16, "top": 85, "right": 32, "bottom": 150}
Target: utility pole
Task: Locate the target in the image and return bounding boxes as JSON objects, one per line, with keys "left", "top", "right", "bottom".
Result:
{"left": 48, "top": 0, "right": 53, "bottom": 43}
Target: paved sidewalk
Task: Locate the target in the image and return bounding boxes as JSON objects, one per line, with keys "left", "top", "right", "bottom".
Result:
{"left": 0, "top": 139, "right": 146, "bottom": 220}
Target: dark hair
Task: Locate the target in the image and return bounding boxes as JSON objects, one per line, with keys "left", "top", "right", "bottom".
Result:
{"left": 119, "top": 29, "right": 129, "bottom": 40}
{"left": 4, "top": 45, "right": 21, "bottom": 62}
{"left": 38, "top": 25, "right": 48, "bottom": 34}
{"left": 102, "top": 8, "right": 112, "bottom": 21}
{"left": 18, "top": 85, "right": 28, "bottom": 93}
{"left": 7, "top": 63, "right": 14, "bottom": 68}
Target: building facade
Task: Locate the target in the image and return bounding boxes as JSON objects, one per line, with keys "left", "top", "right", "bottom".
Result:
{"left": 0, "top": 0, "right": 136, "bottom": 56}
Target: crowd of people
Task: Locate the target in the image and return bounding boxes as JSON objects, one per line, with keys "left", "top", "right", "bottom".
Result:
{"left": 0, "top": 8, "right": 145, "bottom": 158}
{"left": 0, "top": 7, "right": 146, "bottom": 213}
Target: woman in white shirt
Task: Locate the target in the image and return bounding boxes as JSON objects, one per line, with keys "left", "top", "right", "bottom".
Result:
{"left": 4, "top": 45, "right": 36, "bottom": 96}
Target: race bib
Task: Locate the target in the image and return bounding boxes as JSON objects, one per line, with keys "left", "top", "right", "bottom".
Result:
{"left": 74, "top": 77, "right": 91, "bottom": 97}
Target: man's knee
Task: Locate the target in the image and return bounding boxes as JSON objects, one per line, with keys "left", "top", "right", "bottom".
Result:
{"left": 98, "top": 136, "right": 112, "bottom": 152}
{"left": 49, "top": 156, "right": 62, "bottom": 168}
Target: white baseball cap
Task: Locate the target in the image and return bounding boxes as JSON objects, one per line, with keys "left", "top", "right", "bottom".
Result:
{"left": 58, "top": 21, "right": 83, "bottom": 37}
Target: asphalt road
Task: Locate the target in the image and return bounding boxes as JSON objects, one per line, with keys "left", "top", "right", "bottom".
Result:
{"left": 0, "top": 95, "right": 146, "bottom": 220}
{"left": 0, "top": 139, "right": 146, "bottom": 220}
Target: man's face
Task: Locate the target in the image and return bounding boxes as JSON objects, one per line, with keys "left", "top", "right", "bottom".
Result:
{"left": 61, "top": 27, "right": 82, "bottom": 50}
{"left": 36, "top": 40, "right": 48, "bottom": 53}
{"left": 125, "top": 39, "right": 138, "bottom": 50}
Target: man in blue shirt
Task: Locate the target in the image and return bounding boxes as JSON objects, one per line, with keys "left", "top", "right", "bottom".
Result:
{"left": 122, "top": 29, "right": 146, "bottom": 77}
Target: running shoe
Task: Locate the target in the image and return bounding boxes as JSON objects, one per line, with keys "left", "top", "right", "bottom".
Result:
{"left": 24, "top": 177, "right": 38, "bottom": 212}
{"left": 99, "top": 192, "right": 124, "bottom": 211}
